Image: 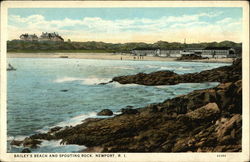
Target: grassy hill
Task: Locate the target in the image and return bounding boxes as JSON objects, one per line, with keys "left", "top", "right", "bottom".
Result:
{"left": 7, "top": 40, "right": 242, "bottom": 55}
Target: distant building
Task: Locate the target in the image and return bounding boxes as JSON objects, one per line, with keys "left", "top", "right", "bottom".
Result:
{"left": 159, "top": 49, "right": 182, "bottom": 57}
{"left": 19, "top": 33, "right": 38, "bottom": 41}
{"left": 131, "top": 47, "right": 160, "bottom": 57}
{"left": 181, "top": 48, "right": 203, "bottom": 55}
{"left": 39, "top": 32, "right": 64, "bottom": 42}
{"left": 201, "top": 47, "right": 236, "bottom": 58}
{"left": 131, "top": 47, "right": 236, "bottom": 58}
{"left": 19, "top": 32, "right": 64, "bottom": 42}
{"left": 181, "top": 47, "right": 236, "bottom": 58}
{"left": 131, "top": 48, "right": 182, "bottom": 57}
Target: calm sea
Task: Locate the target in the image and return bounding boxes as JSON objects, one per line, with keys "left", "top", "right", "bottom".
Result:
{"left": 7, "top": 57, "right": 230, "bottom": 152}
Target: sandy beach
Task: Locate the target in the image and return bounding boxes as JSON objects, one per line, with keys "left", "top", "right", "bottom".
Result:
{"left": 7, "top": 53, "right": 234, "bottom": 63}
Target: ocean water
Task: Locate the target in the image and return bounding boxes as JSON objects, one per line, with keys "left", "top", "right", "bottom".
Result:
{"left": 7, "top": 58, "right": 230, "bottom": 153}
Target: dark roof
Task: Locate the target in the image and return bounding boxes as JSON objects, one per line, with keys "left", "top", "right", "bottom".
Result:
{"left": 204, "top": 47, "right": 232, "bottom": 50}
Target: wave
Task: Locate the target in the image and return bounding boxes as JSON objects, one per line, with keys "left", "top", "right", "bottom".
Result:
{"left": 112, "top": 66, "right": 135, "bottom": 70}
{"left": 53, "top": 77, "right": 111, "bottom": 85}
{"left": 36, "top": 112, "right": 97, "bottom": 134}
{"left": 36, "top": 108, "right": 122, "bottom": 134}
{"left": 7, "top": 135, "right": 26, "bottom": 141}
{"left": 110, "top": 82, "right": 141, "bottom": 88}
{"left": 53, "top": 77, "right": 85, "bottom": 83}
{"left": 81, "top": 77, "right": 111, "bottom": 85}
{"left": 155, "top": 85, "right": 170, "bottom": 89}
{"left": 144, "top": 65, "right": 192, "bottom": 71}
{"left": 159, "top": 66, "right": 192, "bottom": 71}
{"left": 40, "top": 139, "right": 64, "bottom": 147}
{"left": 36, "top": 108, "right": 120, "bottom": 134}
{"left": 159, "top": 67, "right": 173, "bottom": 70}
{"left": 9, "top": 111, "right": 104, "bottom": 152}
{"left": 36, "top": 139, "right": 86, "bottom": 153}
{"left": 145, "top": 65, "right": 160, "bottom": 69}
{"left": 176, "top": 67, "right": 192, "bottom": 71}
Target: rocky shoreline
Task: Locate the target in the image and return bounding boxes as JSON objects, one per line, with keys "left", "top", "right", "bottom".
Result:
{"left": 11, "top": 59, "right": 242, "bottom": 153}
{"left": 112, "top": 59, "right": 241, "bottom": 85}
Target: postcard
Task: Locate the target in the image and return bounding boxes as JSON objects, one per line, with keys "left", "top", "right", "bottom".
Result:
{"left": 0, "top": 1, "right": 249, "bottom": 162}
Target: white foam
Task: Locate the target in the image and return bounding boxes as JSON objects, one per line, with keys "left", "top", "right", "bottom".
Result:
{"left": 7, "top": 135, "right": 26, "bottom": 141}
{"left": 53, "top": 77, "right": 111, "bottom": 85}
{"left": 159, "top": 67, "right": 173, "bottom": 70}
{"left": 37, "top": 109, "right": 121, "bottom": 135}
{"left": 40, "top": 139, "right": 63, "bottom": 147}
{"left": 176, "top": 67, "right": 192, "bottom": 71}
{"left": 81, "top": 77, "right": 111, "bottom": 85}
{"left": 113, "top": 66, "right": 135, "bottom": 70}
{"left": 146, "top": 65, "right": 159, "bottom": 68}
{"left": 36, "top": 139, "right": 87, "bottom": 153}
{"left": 53, "top": 77, "right": 84, "bottom": 83}
{"left": 113, "top": 112, "right": 122, "bottom": 115}
{"left": 36, "top": 126, "right": 51, "bottom": 134}
{"left": 155, "top": 85, "right": 169, "bottom": 89}
{"left": 111, "top": 82, "right": 140, "bottom": 88}
{"left": 35, "top": 112, "right": 97, "bottom": 134}
{"left": 157, "top": 66, "right": 192, "bottom": 71}
{"left": 56, "top": 112, "right": 97, "bottom": 127}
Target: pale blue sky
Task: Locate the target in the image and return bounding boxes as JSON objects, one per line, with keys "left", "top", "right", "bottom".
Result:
{"left": 8, "top": 7, "right": 243, "bottom": 43}
{"left": 8, "top": 8, "right": 242, "bottom": 21}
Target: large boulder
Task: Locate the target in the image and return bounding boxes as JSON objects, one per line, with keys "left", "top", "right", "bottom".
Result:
{"left": 215, "top": 80, "right": 242, "bottom": 114}
{"left": 112, "top": 70, "right": 178, "bottom": 85}
{"left": 215, "top": 114, "right": 242, "bottom": 145}
{"left": 186, "top": 103, "right": 220, "bottom": 121}
{"left": 10, "top": 140, "right": 22, "bottom": 146}
{"left": 22, "top": 138, "right": 42, "bottom": 148}
{"left": 82, "top": 118, "right": 103, "bottom": 123}
{"left": 49, "top": 126, "right": 63, "bottom": 133}
{"left": 97, "top": 109, "right": 113, "bottom": 116}
{"left": 21, "top": 148, "right": 31, "bottom": 153}
{"left": 30, "top": 133, "right": 55, "bottom": 140}
{"left": 121, "top": 108, "right": 139, "bottom": 114}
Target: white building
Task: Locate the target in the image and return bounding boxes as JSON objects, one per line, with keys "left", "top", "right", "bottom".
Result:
{"left": 201, "top": 47, "right": 236, "bottom": 58}
{"left": 180, "top": 47, "right": 236, "bottom": 58}
{"left": 19, "top": 34, "right": 38, "bottom": 41}
{"left": 131, "top": 47, "right": 236, "bottom": 58}
{"left": 20, "top": 32, "right": 64, "bottom": 42}
{"left": 158, "top": 50, "right": 182, "bottom": 57}
{"left": 131, "top": 48, "right": 160, "bottom": 56}
{"left": 39, "top": 32, "right": 64, "bottom": 42}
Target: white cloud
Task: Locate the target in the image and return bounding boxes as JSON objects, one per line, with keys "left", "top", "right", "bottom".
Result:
{"left": 8, "top": 12, "right": 242, "bottom": 43}
{"left": 216, "top": 17, "right": 233, "bottom": 24}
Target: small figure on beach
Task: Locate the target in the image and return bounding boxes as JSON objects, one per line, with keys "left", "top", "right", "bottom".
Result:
{"left": 121, "top": 57, "right": 123, "bottom": 60}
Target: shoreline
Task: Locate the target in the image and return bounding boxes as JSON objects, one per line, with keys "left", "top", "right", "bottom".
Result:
{"left": 10, "top": 59, "right": 242, "bottom": 153}
{"left": 7, "top": 53, "right": 234, "bottom": 63}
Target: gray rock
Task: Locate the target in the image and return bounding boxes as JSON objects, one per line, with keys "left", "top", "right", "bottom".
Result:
{"left": 121, "top": 108, "right": 139, "bottom": 114}
{"left": 10, "top": 140, "right": 22, "bottom": 146}
{"left": 21, "top": 148, "right": 31, "bottom": 153}
{"left": 97, "top": 109, "right": 113, "bottom": 116}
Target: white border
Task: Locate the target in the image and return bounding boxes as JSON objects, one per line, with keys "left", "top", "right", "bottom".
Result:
{"left": 0, "top": 1, "right": 249, "bottom": 162}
